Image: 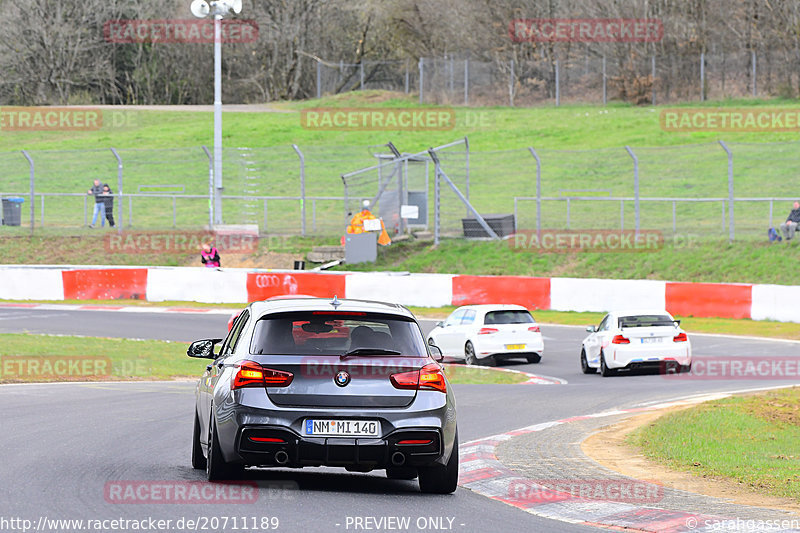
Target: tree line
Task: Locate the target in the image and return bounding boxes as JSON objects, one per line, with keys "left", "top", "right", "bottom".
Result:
{"left": 1, "top": 0, "right": 798, "bottom": 105}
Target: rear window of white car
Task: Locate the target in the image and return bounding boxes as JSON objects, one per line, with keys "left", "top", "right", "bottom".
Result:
{"left": 484, "top": 310, "right": 534, "bottom": 325}
{"left": 619, "top": 315, "right": 674, "bottom": 328}
{"left": 249, "top": 311, "right": 428, "bottom": 357}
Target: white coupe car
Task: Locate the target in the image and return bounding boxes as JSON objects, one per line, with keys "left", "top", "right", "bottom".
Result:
{"left": 580, "top": 310, "right": 692, "bottom": 377}
{"left": 427, "top": 305, "right": 544, "bottom": 366}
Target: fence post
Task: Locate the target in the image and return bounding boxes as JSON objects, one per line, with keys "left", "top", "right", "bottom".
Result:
{"left": 625, "top": 146, "right": 640, "bottom": 235}
{"left": 555, "top": 59, "right": 560, "bottom": 106}
{"left": 293, "top": 144, "right": 306, "bottom": 236}
{"left": 751, "top": 50, "right": 757, "bottom": 96}
{"left": 651, "top": 55, "right": 656, "bottom": 105}
{"left": 719, "top": 140, "right": 734, "bottom": 242}
{"left": 110, "top": 148, "right": 123, "bottom": 232}
{"left": 433, "top": 157, "right": 440, "bottom": 246}
{"left": 528, "top": 147, "right": 541, "bottom": 236}
{"left": 464, "top": 136, "right": 470, "bottom": 210}
{"left": 201, "top": 145, "right": 214, "bottom": 228}
{"left": 464, "top": 59, "right": 469, "bottom": 106}
{"left": 316, "top": 61, "right": 322, "bottom": 99}
{"left": 419, "top": 58, "right": 424, "bottom": 104}
{"left": 602, "top": 55, "right": 607, "bottom": 106}
{"left": 21, "top": 150, "right": 34, "bottom": 235}
{"left": 700, "top": 52, "right": 705, "bottom": 101}
{"left": 509, "top": 59, "right": 515, "bottom": 107}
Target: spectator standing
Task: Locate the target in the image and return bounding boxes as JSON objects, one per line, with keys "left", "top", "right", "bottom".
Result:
{"left": 201, "top": 243, "right": 221, "bottom": 268}
{"left": 87, "top": 179, "right": 105, "bottom": 228}
{"left": 101, "top": 184, "right": 115, "bottom": 228}
{"left": 780, "top": 201, "right": 800, "bottom": 241}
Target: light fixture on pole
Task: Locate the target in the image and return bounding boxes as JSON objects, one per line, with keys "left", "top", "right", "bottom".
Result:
{"left": 190, "top": 0, "right": 243, "bottom": 226}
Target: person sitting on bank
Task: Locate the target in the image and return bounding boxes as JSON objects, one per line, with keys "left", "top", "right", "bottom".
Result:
{"left": 345, "top": 200, "right": 391, "bottom": 245}
{"left": 780, "top": 201, "right": 800, "bottom": 241}
{"left": 201, "top": 243, "right": 220, "bottom": 268}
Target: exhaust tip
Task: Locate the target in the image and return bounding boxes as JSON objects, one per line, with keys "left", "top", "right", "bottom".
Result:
{"left": 274, "top": 450, "right": 289, "bottom": 465}
{"left": 391, "top": 452, "right": 406, "bottom": 466}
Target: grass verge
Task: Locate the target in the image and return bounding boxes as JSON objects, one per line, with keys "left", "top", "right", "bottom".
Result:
{"left": 0, "top": 334, "right": 527, "bottom": 385}
{"left": 628, "top": 387, "right": 800, "bottom": 501}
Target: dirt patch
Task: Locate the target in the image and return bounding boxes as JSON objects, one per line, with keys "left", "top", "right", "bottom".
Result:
{"left": 742, "top": 392, "right": 800, "bottom": 427}
{"left": 582, "top": 408, "right": 800, "bottom": 515}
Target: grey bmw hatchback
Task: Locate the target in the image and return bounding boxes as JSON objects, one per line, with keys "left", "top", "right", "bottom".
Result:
{"left": 188, "top": 297, "right": 459, "bottom": 494}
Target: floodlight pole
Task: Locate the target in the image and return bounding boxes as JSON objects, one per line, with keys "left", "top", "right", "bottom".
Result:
{"left": 213, "top": 12, "right": 223, "bottom": 225}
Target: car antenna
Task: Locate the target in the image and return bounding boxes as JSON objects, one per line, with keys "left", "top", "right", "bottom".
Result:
{"left": 330, "top": 295, "right": 341, "bottom": 309}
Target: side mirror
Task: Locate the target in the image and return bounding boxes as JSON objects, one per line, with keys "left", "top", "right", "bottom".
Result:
{"left": 436, "top": 321, "right": 445, "bottom": 328}
{"left": 187, "top": 338, "right": 223, "bottom": 359}
{"left": 585, "top": 325, "right": 597, "bottom": 333}
{"left": 673, "top": 320, "right": 681, "bottom": 327}
{"left": 429, "top": 344, "right": 444, "bottom": 362}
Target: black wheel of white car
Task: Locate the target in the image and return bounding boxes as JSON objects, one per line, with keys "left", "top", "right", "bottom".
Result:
{"left": 681, "top": 363, "right": 692, "bottom": 373}
{"left": 191, "top": 411, "right": 206, "bottom": 470}
{"left": 526, "top": 354, "right": 541, "bottom": 364}
{"left": 600, "top": 352, "right": 615, "bottom": 377}
{"left": 207, "top": 412, "right": 243, "bottom": 482}
{"left": 418, "top": 431, "right": 458, "bottom": 494}
{"left": 580, "top": 349, "right": 596, "bottom": 374}
{"left": 464, "top": 342, "right": 478, "bottom": 366}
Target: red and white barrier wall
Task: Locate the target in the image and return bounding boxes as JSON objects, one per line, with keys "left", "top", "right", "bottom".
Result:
{"left": 0, "top": 266, "right": 797, "bottom": 323}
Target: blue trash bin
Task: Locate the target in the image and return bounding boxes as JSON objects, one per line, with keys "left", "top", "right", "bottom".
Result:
{"left": 2, "top": 197, "right": 24, "bottom": 226}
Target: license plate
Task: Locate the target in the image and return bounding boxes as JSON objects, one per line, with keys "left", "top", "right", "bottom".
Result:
{"left": 640, "top": 337, "right": 663, "bottom": 344}
{"left": 304, "top": 419, "right": 380, "bottom": 437}
{"left": 505, "top": 344, "right": 526, "bottom": 350}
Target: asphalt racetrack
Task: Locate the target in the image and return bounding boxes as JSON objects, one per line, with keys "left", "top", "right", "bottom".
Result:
{"left": 1, "top": 307, "right": 799, "bottom": 533}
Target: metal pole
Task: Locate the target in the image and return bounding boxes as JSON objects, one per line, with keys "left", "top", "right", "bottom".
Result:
{"left": 602, "top": 55, "right": 607, "bottom": 106}
{"left": 21, "top": 150, "right": 34, "bottom": 235}
{"left": 651, "top": 55, "right": 656, "bottom": 106}
{"left": 464, "top": 136, "right": 470, "bottom": 209}
{"left": 84, "top": 196, "right": 87, "bottom": 226}
{"left": 672, "top": 201, "right": 677, "bottom": 235}
{"left": 509, "top": 59, "right": 514, "bottom": 107}
{"left": 213, "top": 14, "right": 223, "bottom": 225}
{"left": 700, "top": 52, "right": 705, "bottom": 101}
{"left": 202, "top": 145, "right": 214, "bottom": 228}
{"left": 555, "top": 59, "right": 560, "bottom": 106}
{"left": 625, "top": 146, "right": 640, "bottom": 235}
{"left": 528, "top": 147, "right": 541, "bottom": 237}
{"left": 566, "top": 198, "right": 570, "bottom": 229}
{"left": 419, "top": 58, "right": 424, "bottom": 104}
{"left": 751, "top": 51, "right": 757, "bottom": 96}
{"left": 316, "top": 61, "right": 322, "bottom": 99}
{"left": 719, "top": 140, "right": 735, "bottom": 242}
{"left": 464, "top": 59, "right": 469, "bottom": 106}
{"left": 293, "top": 144, "right": 306, "bottom": 236}
{"left": 433, "top": 159, "right": 440, "bottom": 246}
{"left": 110, "top": 147, "right": 123, "bottom": 232}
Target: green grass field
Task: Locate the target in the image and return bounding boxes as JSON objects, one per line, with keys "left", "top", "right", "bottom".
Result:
{"left": 630, "top": 388, "right": 800, "bottom": 501}
{"left": 1, "top": 93, "right": 799, "bottom": 236}
{"left": 0, "top": 333, "right": 527, "bottom": 385}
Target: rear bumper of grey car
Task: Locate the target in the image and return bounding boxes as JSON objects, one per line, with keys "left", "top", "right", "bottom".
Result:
{"left": 236, "top": 426, "right": 443, "bottom": 469}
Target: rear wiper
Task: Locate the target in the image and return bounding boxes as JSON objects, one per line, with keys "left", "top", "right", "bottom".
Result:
{"left": 340, "top": 348, "right": 402, "bottom": 360}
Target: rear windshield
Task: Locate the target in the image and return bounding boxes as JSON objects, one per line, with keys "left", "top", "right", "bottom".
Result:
{"left": 484, "top": 310, "right": 534, "bottom": 325}
{"left": 249, "top": 312, "right": 427, "bottom": 357}
{"left": 619, "top": 315, "right": 674, "bottom": 328}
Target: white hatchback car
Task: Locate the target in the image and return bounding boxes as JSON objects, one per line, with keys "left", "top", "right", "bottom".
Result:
{"left": 427, "top": 305, "right": 544, "bottom": 366}
{"left": 580, "top": 310, "right": 692, "bottom": 377}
